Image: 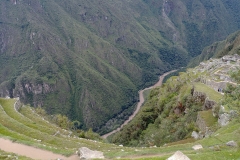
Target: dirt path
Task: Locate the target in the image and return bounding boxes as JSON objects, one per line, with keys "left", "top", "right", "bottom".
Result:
{"left": 102, "top": 70, "right": 177, "bottom": 139}
{"left": 0, "top": 138, "right": 79, "bottom": 160}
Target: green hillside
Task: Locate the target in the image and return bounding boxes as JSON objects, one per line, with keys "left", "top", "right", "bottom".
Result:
{"left": 189, "top": 30, "right": 240, "bottom": 67}
{"left": 1, "top": 0, "right": 240, "bottom": 134}
{"left": 0, "top": 97, "right": 239, "bottom": 160}
{"left": 111, "top": 54, "right": 240, "bottom": 147}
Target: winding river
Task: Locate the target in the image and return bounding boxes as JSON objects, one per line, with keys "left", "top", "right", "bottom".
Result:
{"left": 0, "top": 70, "right": 176, "bottom": 159}
{"left": 102, "top": 70, "right": 177, "bottom": 139}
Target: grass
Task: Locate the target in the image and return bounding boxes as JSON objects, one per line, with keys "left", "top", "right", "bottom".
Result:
{"left": 0, "top": 99, "right": 57, "bottom": 135}
{"left": 199, "top": 110, "right": 218, "bottom": 127}
{"left": 19, "top": 106, "right": 70, "bottom": 136}
{"left": 194, "top": 82, "right": 223, "bottom": 102}
{"left": 0, "top": 98, "right": 239, "bottom": 160}
{"left": 0, "top": 149, "right": 32, "bottom": 160}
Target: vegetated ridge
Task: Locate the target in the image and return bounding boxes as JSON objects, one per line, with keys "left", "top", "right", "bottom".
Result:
{"left": 1, "top": 0, "right": 240, "bottom": 134}
{"left": 0, "top": 56, "right": 239, "bottom": 159}
{"left": 111, "top": 32, "right": 240, "bottom": 147}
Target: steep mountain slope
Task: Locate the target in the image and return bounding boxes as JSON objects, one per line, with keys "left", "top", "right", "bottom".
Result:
{"left": 111, "top": 44, "right": 240, "bottom": 146}
{"left": 189, "top": 30, "right": 240, "bottom": 67}
{"left": 1, "top": 0, "right": 240, "bottom": 133}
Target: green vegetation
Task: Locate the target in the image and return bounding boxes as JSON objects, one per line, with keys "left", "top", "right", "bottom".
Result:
{"left": 0, "top": 67, "right": 240, "bottom": 160}
{"left": 111, "top": 60, "right": 239, "bottom": 148}
{"left": 0, "top": 150, "right": 31, "bottom": 160}
{"left": 111, "top": 72, "right": 203, "bottom": 146}
{"left": 189, "top": 30, "right": 240, "bottom": 67}
{"left": 1, "top": 0, "right": 240, "bottom": 134}
{"left": 222, "top": 70, "right": 240, "bottom": 112}
{"left": 198, "top": 110, "right": 217, "bottom": 127}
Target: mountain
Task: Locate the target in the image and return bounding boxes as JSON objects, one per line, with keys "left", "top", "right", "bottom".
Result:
{"left": 111, "top": 56, "right": 240, "bottom": 147}
{"left": 1, "top": 0, "right": 240, "bottom": 133}
{"left": 111, "top": 32, "right": 240, "bottom": 146}
{"left": 189, "top": 30, "right": 240, "bottom": 67}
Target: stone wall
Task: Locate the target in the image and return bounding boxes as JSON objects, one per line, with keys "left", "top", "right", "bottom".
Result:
{"left": 192, "top": 90, "right": 206, "bottom": 103}
{"left": 200, "top": 79, "right": 229, "bottom": 92}
{"left": 14, "top": 99, "right": 22, "bottom": 111}
{"left": 196, "top": 112, "right": 207, "bottom": 133}
{"left": 204, "top": 97, "right": 216, "bottom": 110}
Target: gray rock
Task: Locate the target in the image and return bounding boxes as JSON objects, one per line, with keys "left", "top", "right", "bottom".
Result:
{"left": 218, "top": 113, "right": 230, "bottom": 126}
{"left": 167, "top": 151, "right": 190, "bottom": 160}
{"left": 205, "top": 128, "right": 213, "bottom": 138}
{"left": 79, "top": 147, "right": 104, "bottom": 159}
{"left": 191, "top": 131, "right": 199, "bottom": 139}
{"left": 226, "top": 140, "right": 238, "bottom": 147}
{"left": 229, "top": 110, "right": 238, "bottom": 118}
{"left": 204, "top": 97, "right": 216, "bottom": 110}
{"left": 192, "top": 144, "right": 203, "bottom": 150}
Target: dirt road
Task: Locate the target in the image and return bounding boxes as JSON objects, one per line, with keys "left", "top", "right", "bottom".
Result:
{"left": 0, "top": 70, "right": 176, "bottom": 159}
{"left": 102, "top": 70, "right": 177, "bottom": 139}
{"left": 0, "top": 138, "right": 79, "bottom": 160}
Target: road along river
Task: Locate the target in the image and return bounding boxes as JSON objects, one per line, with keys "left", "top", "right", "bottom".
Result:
{"left": 102, "top": 70, "right": 177, "bottom": 139}
{"left": 0, "top": 70, "right": 176, "bottom": 159}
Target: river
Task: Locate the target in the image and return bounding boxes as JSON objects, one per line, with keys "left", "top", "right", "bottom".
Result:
{"left": 101, "top": 70, "right": 177, "bottom": 139}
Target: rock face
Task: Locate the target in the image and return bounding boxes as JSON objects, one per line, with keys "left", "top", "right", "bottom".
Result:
{"left": 218, "top": 113, "right": 230, "bottom": 126}
{"left": 167, "top": 151, "right": 190, "bottom": 160}
{"left": 78, "top": 147, "right": 104, "bottom": 159}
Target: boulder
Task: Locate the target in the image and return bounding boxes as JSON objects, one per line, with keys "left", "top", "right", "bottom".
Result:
{"left": 226, "top": 140, "right": 238, "bottom": 147}
{"left": 167, "top": 151, "right": 190, "bottom": 160}
{"left": 191, "top": 131, "right": 199, "bottom": 139}
{"left": 218, "top": 113, "right": 230, "bottom": 126}
{"left": 229, "top": 110, "right": 238, "bottom": 118}
{"left": 192, "top": 144, "right": 203, "bottom": 150}
{"left": 79, "top": 147, "right": 104, "bottom": 159}
{"left": 203, "top": 97, "right": 215, "bottom": 110}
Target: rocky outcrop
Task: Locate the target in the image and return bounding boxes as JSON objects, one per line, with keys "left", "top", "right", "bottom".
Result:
{"left": 204, "top": 97, "right": 216, "bottom": 110}
{"left": 226, "top": 140, "right": 238, "bottom": 147}
{"left": 192, "top": 91, "right": 206, "bottom": 103}
{"left": 191, "top": 131, "right": 199, "bottom": 139}
{"left": 13, "top": 81, "right": 55, "bottom": 107}
{"left": 222, "top": 54, "right": 240, "bottom": 62}
{"left": 218, "top": 113, "right": 230, "bottom": 126}
{"left": 167, "top": 151, "right": 190, "bottom": 160}
{"left": 218, "top": 110, "right": 238, "bottom": 126}
{"left": 78, "top": 147, "right": 104, "bottom": 159}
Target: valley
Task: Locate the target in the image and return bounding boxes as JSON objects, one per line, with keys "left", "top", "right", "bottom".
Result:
{"left": 0, "top": 0, "right": 240, "bottom": 159}
{"left": 1, "top": 0, "right": 240, "bottom": 133}
{"left": 102, "top": 70, "right": 177, "bottom": 139}
{"left": 0, "top": 54, "right": 239, "bottom": 159}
